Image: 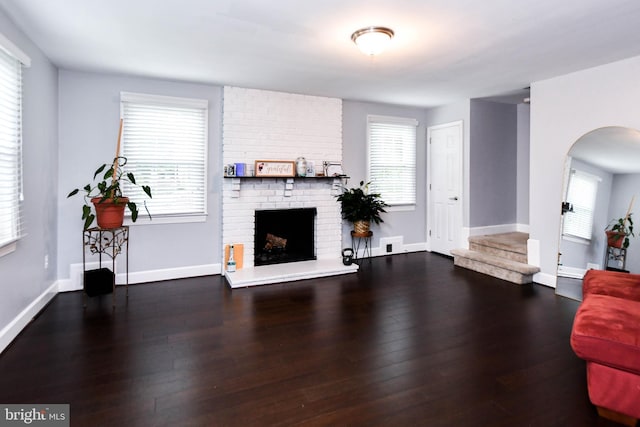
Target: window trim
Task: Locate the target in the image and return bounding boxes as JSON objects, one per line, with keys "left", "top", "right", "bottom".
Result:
{"left": 366, "top": 114, "right": 419, "bottom": 207}
{"left": 120, "top": 91, "right": 209, "bottom": 225}
{"left": 0, "top": 32, "right": 30, "bottom": 257}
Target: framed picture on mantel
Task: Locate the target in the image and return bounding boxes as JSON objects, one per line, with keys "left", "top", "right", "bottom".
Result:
{"left": 255, "top": 160, "right": 296, "bottom": 177}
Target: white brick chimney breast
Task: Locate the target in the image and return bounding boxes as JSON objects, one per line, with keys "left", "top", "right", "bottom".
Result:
{"left": 222, "top": 87, "right": 357, "bottom": 287}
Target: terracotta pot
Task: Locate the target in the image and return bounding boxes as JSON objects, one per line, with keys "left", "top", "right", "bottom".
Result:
{"left": 606, "top": 230, "right": 625, "bottom": 248}
{"left": 353, "top": 220, "right": 370, "bottom": 235}
{"left": 91, "top": 197, "right": 129, "bottom": 229}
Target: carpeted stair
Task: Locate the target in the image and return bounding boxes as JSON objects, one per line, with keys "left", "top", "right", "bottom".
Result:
{"left": 451, "top": 232, "right": 540, "bottom": 284}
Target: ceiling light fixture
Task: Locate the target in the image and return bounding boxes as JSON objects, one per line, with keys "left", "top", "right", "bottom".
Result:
{"left": 351, "top": 26, "right": 395, "bottom": 56}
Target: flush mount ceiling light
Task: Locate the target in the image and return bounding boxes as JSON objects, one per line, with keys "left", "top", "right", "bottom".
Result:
{"left": 351, "top": 26, "right": 395, "bottom": 56}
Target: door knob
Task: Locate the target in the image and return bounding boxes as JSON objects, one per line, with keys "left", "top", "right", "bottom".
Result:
{"left": 449, "top": 196, "right": 459, "bottom": 201}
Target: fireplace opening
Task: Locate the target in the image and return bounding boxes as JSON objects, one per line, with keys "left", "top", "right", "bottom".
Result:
{"left": 255, "top": 208, "right": 317, "bottom": 266}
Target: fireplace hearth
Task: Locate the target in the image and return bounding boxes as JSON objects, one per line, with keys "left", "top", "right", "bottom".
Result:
{"left": 255, "top": 208, "right": 316, "bottom": 266}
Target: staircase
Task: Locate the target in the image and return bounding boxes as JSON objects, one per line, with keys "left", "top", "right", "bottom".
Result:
{"left": 451, "top": 232, "right": 540, "bottom": 284}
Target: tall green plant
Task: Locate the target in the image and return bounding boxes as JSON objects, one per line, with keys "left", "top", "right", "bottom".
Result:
{"left": 335, "top": 181, "right": 388, "bottom": 224}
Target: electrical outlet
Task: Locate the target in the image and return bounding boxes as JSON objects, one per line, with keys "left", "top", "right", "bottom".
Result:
{"left": 44, "top": 254, "right": 49, "bottom": 270}
{"left": 386, "top": 244, "right": 392, "bottom": 253}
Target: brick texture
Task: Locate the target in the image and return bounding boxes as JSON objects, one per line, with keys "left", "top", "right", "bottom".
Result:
{"left": 222, "top": 87, "right": 343, "bottom": 268}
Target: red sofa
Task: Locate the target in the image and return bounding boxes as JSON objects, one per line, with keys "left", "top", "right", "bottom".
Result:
{"left": 570, "top": 269, "right": 640, "bottom": 426}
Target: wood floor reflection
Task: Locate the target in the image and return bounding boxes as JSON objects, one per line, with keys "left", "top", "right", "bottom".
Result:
{"left": 0, "top": 252, "right": 617, "bottom": 426}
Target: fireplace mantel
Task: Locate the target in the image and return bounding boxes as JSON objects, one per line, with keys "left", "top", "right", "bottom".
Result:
{"left": 225, "top": 176, "right": 346, "bottom": 199}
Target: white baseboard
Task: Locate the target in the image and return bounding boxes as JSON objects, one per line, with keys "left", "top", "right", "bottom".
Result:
{"left": 402, "top": 242, "right": 428, "bottom": 253}
{"left": 557, "top": 265, "right": 586, "bottom": 279}
{"left": 0, "top": 281, "right": 58, "bottom": 354}
{"left": 368, "top": 241, "right": 427, "bottom": 258}
{"left": 59, "top": 263, "right": 223, "bottom": 292}
{"left": 122, "top": 263, "right": 222, "bottom": 285}
{"left": 533, "top": 271, "right": 556, "bottom": 288}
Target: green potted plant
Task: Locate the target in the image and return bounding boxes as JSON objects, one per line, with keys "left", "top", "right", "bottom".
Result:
{"left": 68, "top": 156, "right": 152, "bottom": 230}
{"left": 605, "top": 213, "right": 634, "bottom": 249}
{"left": 336, "top": 180, "right": 388, "bottom": 234}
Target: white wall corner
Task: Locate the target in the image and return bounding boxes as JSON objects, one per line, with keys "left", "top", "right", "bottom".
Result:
{"left": 0, "top": 281, "right": 58, "bottom": 354}
{"left": 527, "top": 238, "right": 541, "bottom": 266}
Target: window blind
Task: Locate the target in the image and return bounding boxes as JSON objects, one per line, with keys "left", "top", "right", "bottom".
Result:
{"left": 563, "top": 169, "right": 599, "bottom": 240}
{"left": 0, "top": 46, "right": 24, "bottom": 249}
{"left": 121, "top": 92, "right": 208, "bottom": 219}
{"left": 368, "top": 115, "right": 418, "bottom": 206}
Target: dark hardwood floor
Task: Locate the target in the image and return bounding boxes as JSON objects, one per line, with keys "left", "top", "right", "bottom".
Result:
{"left": 0, "top": 252, "right": 620, "bottom": 426}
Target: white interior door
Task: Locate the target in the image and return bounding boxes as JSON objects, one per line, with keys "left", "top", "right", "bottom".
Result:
{"left": 428, "top": 121, "right": 463, "bottom": 256}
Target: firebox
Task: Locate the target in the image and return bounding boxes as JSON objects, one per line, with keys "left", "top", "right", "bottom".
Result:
{"left": 254, "top": 208, "right": 317, "bottom": 266}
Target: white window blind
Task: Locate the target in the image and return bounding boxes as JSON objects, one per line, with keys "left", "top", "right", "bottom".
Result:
{"left": 563, "top": 169, "right": 600, "bottom": 240}
{"left": 121, "top": 92, "right": 208, "bottom": 220}
{"left": 0, "top": 45, "right": 25, "bottom": 251}
{"left": 367, "top": 115, "right": 418, "bottom": 206}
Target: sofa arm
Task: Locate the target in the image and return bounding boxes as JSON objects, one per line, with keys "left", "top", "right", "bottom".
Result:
{"left": 582, "top": 269, "right": 640, "bottom": 301}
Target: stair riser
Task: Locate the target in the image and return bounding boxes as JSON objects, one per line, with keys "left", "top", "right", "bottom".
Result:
{"left": 453, "top": 256, "right": 534, "bottom": 285}
{"left": 469, "top": 242, "right": 527, "bottom": 264}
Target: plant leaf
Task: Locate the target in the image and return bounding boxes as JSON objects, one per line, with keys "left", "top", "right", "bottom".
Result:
{"left": 67, "top": 189, "right": 79, "bottom": 198}
{"left": 82, "top": 204, "right": 91, "bottom": 220}
{"left": 128, "top": 202, "right": 139, "bottom": 222}
{"left": 83, "top": 214, "right": 95, "bottom": 230}
{"left": 142, "top": 185, "right": 152, "bottom": 198}
{"left": 104, "top": 167, "right": 114, "bottom": 180}
{"left": 93, "top": 164, "right": 106, "bottom": 180}
{"left": 127, "top": 172, "right": 136, "bottom": 184}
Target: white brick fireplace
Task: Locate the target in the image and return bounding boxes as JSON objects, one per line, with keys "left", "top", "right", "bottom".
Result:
{"left": 222, "top": 87, "right": 357, "bottom": 287}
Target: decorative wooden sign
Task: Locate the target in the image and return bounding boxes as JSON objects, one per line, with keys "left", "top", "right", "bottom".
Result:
{"left": 254, "top": 160, "right": 296, "bottom": 177}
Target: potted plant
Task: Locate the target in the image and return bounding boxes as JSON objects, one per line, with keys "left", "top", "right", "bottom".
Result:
{"left": 67, "top": 156, "right": 152, "bottom": 230}
{"left": 605, "top": 213, "right": 634, "bottom": 249}
{"left": 336, "top": 180, "right": 388, "bottom": 234}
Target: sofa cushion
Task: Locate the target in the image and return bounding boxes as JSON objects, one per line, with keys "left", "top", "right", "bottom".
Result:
{"left": 571, "top": 294, "right": 640, "bottom": 374}
{"left": 582, "top": 269, "right": 640, "bottom": 302}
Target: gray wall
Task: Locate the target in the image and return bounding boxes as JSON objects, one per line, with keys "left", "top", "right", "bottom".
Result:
{"left": 559, "top": 159, "right": 612, "bottom": 271}
{"left": 57, "top": 70, "right": 222, "bottom": 279}
{"left": 608, "top": 173, "right": 640, "bottom": 273}
{"left": 469, "top": 100, "right": 517, "bottom": 228}
{"left": 342, "top": 100, "right": 427, "bottom": 248}
{"left": 516, "top": 104, "right": 530, "bottom": 225}
{"left": 0, "top": 11, "right": 59, "bottom": 330}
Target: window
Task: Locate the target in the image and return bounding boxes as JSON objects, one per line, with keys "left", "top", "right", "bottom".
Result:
{"left": 367, "top": 115, "right": 418, "bottom": 207}
{"left": 120, "top": 92, "right": 208, "bottom": 223}
{"left": 0, "top": 35, "right": 30, "bottom": 256}
{"left": 562, "top": 169, "right": 600, "bottom": 240}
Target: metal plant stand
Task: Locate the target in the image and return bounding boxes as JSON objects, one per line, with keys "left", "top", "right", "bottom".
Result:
{"left": 82, "top": 226, "right": 129, "bottom": 308}
{"left": 351, "top": 230, "right": 373, "bottom": 263}
{"left": 604, "top": 245, "right": 628, "bottom": 272}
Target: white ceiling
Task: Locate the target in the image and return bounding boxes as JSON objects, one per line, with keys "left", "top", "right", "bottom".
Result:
{"left": 570, "top": 127, "right": 640, "bottom": 174}
{"left": 2, "top": 0, "right": 640, "bottom": 107}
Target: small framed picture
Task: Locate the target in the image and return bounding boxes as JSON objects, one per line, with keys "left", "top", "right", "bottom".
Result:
{"left": 255, "top": 160, "right": 296, "bottom": 177}
{"left": 323, "top": 161, "right": 344, "bottom": 177}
